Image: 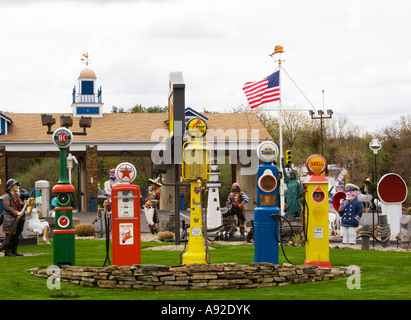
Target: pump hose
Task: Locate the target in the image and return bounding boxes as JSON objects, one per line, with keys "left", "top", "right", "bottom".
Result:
{"left": 0, "top": 188, "right": 35, "bottom": 252}
{"left": 302, "top": 191, "right": 309, "bottom": 244}
{"left": 179, "top": 221, "right": 188, "bottom": 265}
{"left": 272, "top": 190, "right": 310, "bottom": 265}
{"left": 102, "top": 209, "right": 111, "bottom": 267}
{"left": 272, "top": 214, "right": 296, "bottom": 265}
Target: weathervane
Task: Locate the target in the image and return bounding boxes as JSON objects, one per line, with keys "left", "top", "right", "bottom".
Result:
{"left": 81, "top": 52, "right": 90, "bottom": 67}
{"left": 269, "top": 45, "right": 285, "bottom": 64}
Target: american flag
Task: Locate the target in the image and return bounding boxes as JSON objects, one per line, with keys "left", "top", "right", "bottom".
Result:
{"left": 243, "top": 71, "right": 280, "bottom": 109}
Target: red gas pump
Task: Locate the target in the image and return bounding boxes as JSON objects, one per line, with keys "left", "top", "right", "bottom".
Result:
{"left": 111, "top": 162, "right": 141, "bottom": 266}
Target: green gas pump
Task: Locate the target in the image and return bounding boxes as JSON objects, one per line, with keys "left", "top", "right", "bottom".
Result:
{"left": 52, "top": 128, "right": 76, "bottom": 266}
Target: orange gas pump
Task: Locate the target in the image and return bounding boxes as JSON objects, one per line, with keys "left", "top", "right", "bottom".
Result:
{"left": 111, "top": 162, "right": 141, "bottom": 266}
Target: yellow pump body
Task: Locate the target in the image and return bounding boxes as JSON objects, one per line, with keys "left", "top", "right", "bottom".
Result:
{"left": 303, "top": 154, "right": 332, "bottom": 268}
{"left": 181, "top": 138, "right": 211, "bottom": 264}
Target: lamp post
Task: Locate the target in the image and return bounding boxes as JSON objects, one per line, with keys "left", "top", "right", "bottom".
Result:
{"left": 41, "top": 114, "right": 91, "bottom": 213}
{"left": 309, "top": 109, "right": 333, "bottom": 155}
{"left": 369, "top": 138, "right": 382, "bottom": 181}
{"left": 369, "top": 138, "right": 382, "bottom": 247}
{"left": 41, "top": 114, "right": 92, "bottom": 135}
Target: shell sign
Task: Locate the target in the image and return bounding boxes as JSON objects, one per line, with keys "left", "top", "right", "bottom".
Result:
{"left": 186, "top": 118, "right": 207, "bottom": 138}
{"left": 306, "top": 154, "right": 327, "bottom": 175}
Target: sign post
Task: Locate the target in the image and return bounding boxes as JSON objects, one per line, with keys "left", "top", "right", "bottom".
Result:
{"left": 377, "top": 173, "right": 408, "bottom": 237}
{"left": 169, "top": 72, "right": 185, "bottom": 245}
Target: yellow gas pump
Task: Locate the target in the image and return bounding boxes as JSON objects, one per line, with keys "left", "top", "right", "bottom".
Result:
{"left": 303, "top": 154, "right": 332, "bottom": 268}
{"left": 181, "top": 118, "right": 211, "bottom": 264}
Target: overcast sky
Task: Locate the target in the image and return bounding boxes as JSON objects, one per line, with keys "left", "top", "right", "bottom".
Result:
{"left": 0, "top": 0, "right": 410, "bottom": 134}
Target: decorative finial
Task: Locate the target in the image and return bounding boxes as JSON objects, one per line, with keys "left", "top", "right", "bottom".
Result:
{"left": 269, "top": 45, "right": 285, "bottom": 57}
{"left": 81, "top": 52, "right": 90, "bottom": 67}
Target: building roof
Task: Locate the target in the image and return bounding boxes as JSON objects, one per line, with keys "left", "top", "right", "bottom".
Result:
{"left": 79, "top": 68, "right": 96, "bottom": 78}
{"left": 0, "top": 113, "right": 12, "bottom": 124}
{"left": 0, "top": 112, "right": 272, "bottom": 143}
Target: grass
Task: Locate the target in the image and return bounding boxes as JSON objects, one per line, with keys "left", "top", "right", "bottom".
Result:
{"left": 0, "top": 239, "right": 410, "bottom": 300}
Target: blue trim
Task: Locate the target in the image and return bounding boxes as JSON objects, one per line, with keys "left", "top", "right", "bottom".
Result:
{"left": 0, "top": 118, "right": 5, "bottom": 135}
{"left": 0, "top": 113, "right": 12, "bottom": 123}
{"left": 81, "top": 81, "right": 94, "bottom": 95}
{"left": 185, "top": 107, "right": 208, "bottom": 121}
{"left": 76, "top": 107, "right": 100, "bottom": 115}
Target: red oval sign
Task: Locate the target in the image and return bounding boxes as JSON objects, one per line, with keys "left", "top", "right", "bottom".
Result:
{"left": 377, "top": 173, "right": 408, "bottom": 203}
{"left": 332, "top": 191, "right": 346, "bottom": 211}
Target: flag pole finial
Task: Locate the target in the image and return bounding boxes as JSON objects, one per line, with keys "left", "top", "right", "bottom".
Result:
{"left": 81, "top": 52, "right": 90, "bottom": 67}
{"left": 269, "top": 45, "right": 285, "bottom": 65}
{"left": 269, "top": 45, "right": 284, "bottom": 57}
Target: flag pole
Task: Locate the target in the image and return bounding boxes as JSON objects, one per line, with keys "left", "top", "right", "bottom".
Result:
{"left": 269, "top": 45, "right": 285, "bottom": 215}
{"left": 277, "top": 57, "right": 285, "bottom": 216}
{"left": 268, "top": 45, "right": 285, "bottom": 215}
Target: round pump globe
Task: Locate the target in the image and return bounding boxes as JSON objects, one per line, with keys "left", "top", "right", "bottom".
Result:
{"left": 115, "top": 162, "right": 137, "bottom": 183}
{"left": 257, "top": 141, "right": 278, "bottom": 163}
{"left": 306, "top": 154, "right": 327, "bottom": 175}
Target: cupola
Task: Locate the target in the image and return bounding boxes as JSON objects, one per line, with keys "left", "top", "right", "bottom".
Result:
{"left": 71, "top": 53, "right": 103, "bottom": 118}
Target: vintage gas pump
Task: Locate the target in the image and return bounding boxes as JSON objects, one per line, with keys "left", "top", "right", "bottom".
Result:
{"left": 181, "top": 118, "right": 211, "bottom": 265}
{"left": 111, "top": 162, "right": 141, "bottom": 266}
{"left": 303, "top": 154, "right": 331, "bottom": 267}
{"left": 254, "top": 141, "right": 280, "bottom": 264}
{"left": 52, "top": 128, "right": 76, "bottom": 266}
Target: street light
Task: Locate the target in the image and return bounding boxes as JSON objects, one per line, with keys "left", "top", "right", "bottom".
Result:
{"left": 369, "top": 137, "right": 382, "bottom": 192}
{"left": 41, "top": 114, "right": 91, "bottom": 135}
{"left": 60, "top": 115, "right": 73, "bottom": 128}
{"left": 79, "top": 116, "right": 92, "bottom": 135}
{"left": 41, "top": 114, "right": 56, "bottom": 134}
{"left": 369, "top": 138, "right": 382, "bottom": 155}
{"left": 369, "top": 137, "right": 382, "bottom": 247}
{"left": 309, "top": 109, "right": 333, "bottom": 155}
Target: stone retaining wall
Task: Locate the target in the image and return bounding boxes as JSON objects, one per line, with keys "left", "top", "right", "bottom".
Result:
{"left": 28, "top": 263, "right": 357, "bottom": 291}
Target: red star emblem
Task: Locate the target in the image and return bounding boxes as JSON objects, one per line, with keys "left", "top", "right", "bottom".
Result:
{"left": 119, "top": 165, "right": 132, "bottom": 179}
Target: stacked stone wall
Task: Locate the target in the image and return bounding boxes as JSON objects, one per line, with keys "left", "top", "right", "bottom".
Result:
{"left": 28, "top": 262, "right": 357, "bottom": 291}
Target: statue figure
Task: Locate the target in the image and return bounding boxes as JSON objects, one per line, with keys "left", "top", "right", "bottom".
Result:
{"left": 223, "top": 182, "right": 249, "bottom": 237}
{"left": 144, "top": 178, "right": 161, "bottom": 234}
{"left": 338, "top": 183, "right": 363, "bottom": 245}
{"left": 26, "top": 197, "right": 50, "bottom": 244}
{"left": 104, "top": 169, "right": 118, "bottom": 198}
{"left": 281, "top": 159, "right": 303, "bottom": 218}
{"left": 103, "top": 168, "right": 118, "bottom": 213}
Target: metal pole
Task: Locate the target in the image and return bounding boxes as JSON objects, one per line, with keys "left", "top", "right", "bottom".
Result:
{"left": 58, "top": 148, "right": 69, "bottom": 184}
{"left": 278, "top": 60, "right": 285, "bottom": 216}
{"left": 320, "top": 115, "right": 324, "bottom": 155}
{"left": 174, "top": 164, "right": 180, "bottom": 245}
{"left": 373, "top": 152, "right": 377, "bottom": 247}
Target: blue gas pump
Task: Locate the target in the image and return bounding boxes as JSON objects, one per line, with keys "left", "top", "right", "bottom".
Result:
{"left": 254, "top": 141, "right": 280, "bottom": 264}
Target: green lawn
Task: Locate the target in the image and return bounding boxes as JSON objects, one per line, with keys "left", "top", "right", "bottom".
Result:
{"left": 0, "top": 240, "right": 410, "bottom": 300}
